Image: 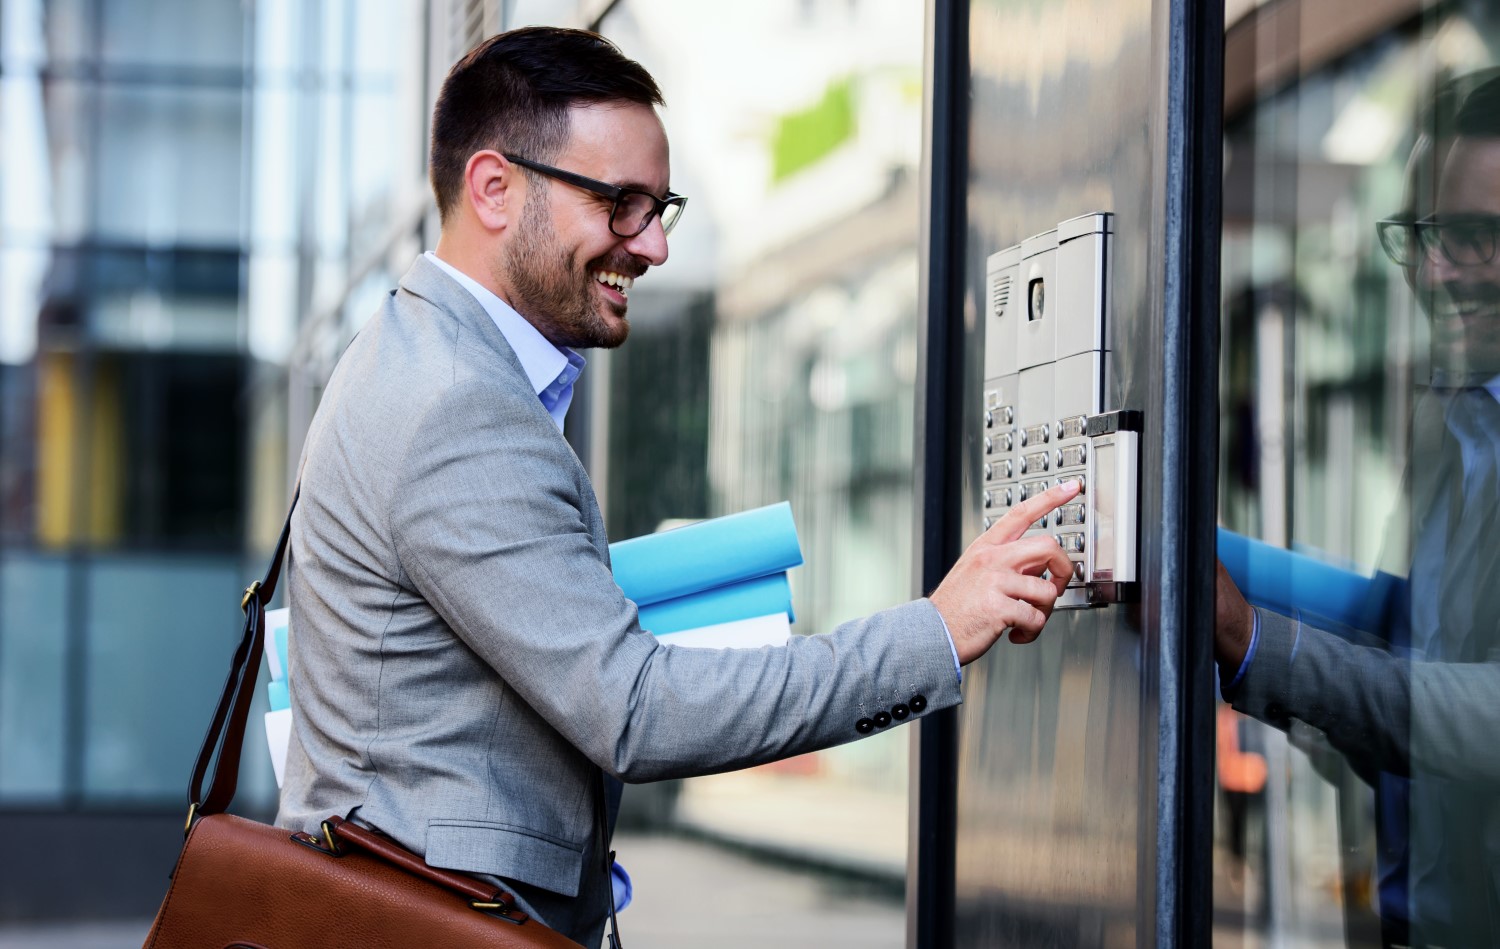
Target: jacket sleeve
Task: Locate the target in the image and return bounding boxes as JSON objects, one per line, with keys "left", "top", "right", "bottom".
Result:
{"left": 387, "top": 377, "right": 962, "bottom": 783}
{"left": 1229, "top": 607, "right": 1500, "bottom": 783}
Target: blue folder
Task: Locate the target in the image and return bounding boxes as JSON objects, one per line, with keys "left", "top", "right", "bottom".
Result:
{"left": 1217, "top": 527, "right": 1403, "bottom": 634}
{"left": 636, "top": 572, "right": 793, "bottom": 635}
{"left": 609, "top": 502, "right": 803, "bottom": 607}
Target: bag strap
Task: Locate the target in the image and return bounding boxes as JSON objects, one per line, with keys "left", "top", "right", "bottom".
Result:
{"left": 597, "top": 770, "right": 624, "bottom": 949}
{"left": 186, "top": 490, "right": 299, "bottom": 828}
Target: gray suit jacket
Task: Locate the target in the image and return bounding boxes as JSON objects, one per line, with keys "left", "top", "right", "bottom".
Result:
{"left": 275, "top": 254, "right": 962, "bottom": 943}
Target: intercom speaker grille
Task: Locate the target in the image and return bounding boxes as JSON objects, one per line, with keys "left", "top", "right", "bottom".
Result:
{"left": 991, "top": 272, "right": 1012, "bottom": 319}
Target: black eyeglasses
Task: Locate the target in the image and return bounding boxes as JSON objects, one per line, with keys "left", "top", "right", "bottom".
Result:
{"left": 1377, "top": 214, "right": 1500, "bottom": 268}
{"left": 505, "top": 154, "right": 687, "bottom": 238}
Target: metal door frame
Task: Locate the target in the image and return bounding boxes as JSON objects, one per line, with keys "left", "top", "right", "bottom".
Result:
{"left": 909, "top": 0, "right": 1223, "bottom": 945}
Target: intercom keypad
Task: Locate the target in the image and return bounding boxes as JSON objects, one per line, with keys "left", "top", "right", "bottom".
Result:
{"left": 979, "top": 212, "right": 1138, "bottom": 608}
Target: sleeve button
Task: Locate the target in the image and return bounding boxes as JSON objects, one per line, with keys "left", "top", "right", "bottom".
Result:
{"left": 873, "top": 711, "right": 892, "bottom": 728}
{"left": 855, "top": 718, "right": 874, "bottom": 734}
{"left": 891, "top": 703, "right": 909, "bottom": 721}
{"left": 909, "top": 694, "right": 927, "bottom": 713}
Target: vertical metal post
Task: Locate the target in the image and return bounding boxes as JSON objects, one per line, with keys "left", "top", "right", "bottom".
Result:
{"left": 908, "top": 1, "right": 968, "bottom": 947}
{"left": 1159, "top": 0, "right": 1223, "bottom": 942}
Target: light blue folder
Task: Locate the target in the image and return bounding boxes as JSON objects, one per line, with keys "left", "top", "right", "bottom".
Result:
{"left": 609, "top": 502, "right": 803, "bottom": 607}
{"left": 1217, "top": 527, "right": 1402, "bottom": 634}
{"left": 636, "top": 572, "right": 793, "bottom": 635}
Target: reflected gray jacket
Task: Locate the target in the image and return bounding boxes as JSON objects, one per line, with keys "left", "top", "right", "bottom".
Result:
{"left": 274, "top": 254, "right": 962, "bottom": 944}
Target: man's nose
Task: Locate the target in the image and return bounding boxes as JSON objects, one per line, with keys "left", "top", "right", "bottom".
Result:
{"left": 623, "top": 214, "right": 669, "bottom": 267}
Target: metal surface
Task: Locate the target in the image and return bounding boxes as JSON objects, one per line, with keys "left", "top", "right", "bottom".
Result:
{"left": 908, "top": 1, "right": 969, "bottom": 946}
{"left": 945, "top": 0, "right": 1220, "bottom": 945}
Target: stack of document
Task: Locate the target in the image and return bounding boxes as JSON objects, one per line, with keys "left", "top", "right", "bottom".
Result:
{"left": 262, "top": 608, "right": 293, "bottom": 788}
{"left": 610, "top": 502, "right": 803, "bottom": 649}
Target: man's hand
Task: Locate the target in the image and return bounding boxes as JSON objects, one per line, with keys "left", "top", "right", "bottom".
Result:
{"left": 930, "top": 480, "right": 1081, "bottom": 665}
{"left": 1214, "top": 559, "right": 1254, "bottom": 680}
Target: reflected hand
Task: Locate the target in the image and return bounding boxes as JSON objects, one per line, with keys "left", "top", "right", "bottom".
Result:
{"left": 1215, "top": 559, "right": 1254, "bottom": 678}
{"left": 930, "top": 480, "right": 1081, "bottom": 665}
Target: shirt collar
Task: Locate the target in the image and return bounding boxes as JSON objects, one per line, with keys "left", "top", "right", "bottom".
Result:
{"left": 423, "top": 251, "right": 585, "bottom": 404}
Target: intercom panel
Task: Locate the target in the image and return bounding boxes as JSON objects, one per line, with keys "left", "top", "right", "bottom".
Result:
{"left": 979, "top": 211, "right": 1139, "bottom": 608}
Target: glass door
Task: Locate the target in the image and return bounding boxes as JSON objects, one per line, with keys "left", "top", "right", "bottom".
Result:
{"left": 1213, "top": 2, "right": 1500, "bottom": 946}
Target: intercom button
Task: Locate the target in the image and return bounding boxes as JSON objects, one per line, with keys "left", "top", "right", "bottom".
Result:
{"left": 999, "top": 434, "right": 1014, "bottom": 453}
{"left": 1072, "top": 561, "right": 1085, "bottom": 581}
{"left": 856, "top": 718, "right": 875, "bottom": 734}
{"left": 984, "top": 436, "right": 994, "bottom": 455}
{"left": 892, "top": 703, "right": 910, "bottom": 721}
{"left": 1058, "top": 415, "right": 1089, "bottom": 440}
{"left": 983, "top": 491, "right": 994, "bottom": 509}
{"left": 910, "top": 695, "right": 928, "bottom": 713}
{"left": 985, "top": 410, "right": 995, "bottom": 429}
{"left": 984, "top": 463, "right": 993, "bottom": 481}
{"left": 873, "top": 711, "right": 893, "bottom": 728}
{"left": 1000, "top": 460, "right": 1013, "bottom": 480}
{"left": 1001, "top": 406, "right": 1015, "bottom": 425}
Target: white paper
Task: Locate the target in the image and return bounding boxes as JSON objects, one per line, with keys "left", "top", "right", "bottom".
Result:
{"left": 656, "top": 612, "right": 792, "bottom": 649}
{"left": 265, "top": 707, "right": 292, "bottom": 788}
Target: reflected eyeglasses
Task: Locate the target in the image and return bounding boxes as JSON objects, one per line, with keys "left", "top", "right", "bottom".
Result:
{"left": 1376, "top": 214, "right": 1500, "bottom": 268}
{"left": 504, "top": 154, "right": 687, "bottom": 238}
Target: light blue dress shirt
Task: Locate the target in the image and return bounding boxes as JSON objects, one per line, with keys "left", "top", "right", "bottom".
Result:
{"left": 424, "top": 252, "right": 584, "bottom": 432}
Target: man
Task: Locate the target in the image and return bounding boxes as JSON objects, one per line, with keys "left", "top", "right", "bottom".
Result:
{"left": 1215, "top": 73, "right": 1500, "bottom": 945}
{"left": 276, "top": 26, "right": 1080, "bottom": 945}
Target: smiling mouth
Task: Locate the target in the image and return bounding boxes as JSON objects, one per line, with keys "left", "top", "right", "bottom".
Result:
{"left": 593, "top": 270, "right": 634, "bottom": 299}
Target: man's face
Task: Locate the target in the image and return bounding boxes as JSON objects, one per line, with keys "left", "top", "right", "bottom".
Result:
{"left": 1420, "top": 136, "right": 1500, "bottom": 378}
{"left": 495, "top": 101, "right": 671, "bottom": 350}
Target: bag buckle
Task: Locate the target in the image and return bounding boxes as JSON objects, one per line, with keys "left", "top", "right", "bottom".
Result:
{"left": 470, "top": 899, "right": 528, "bottom": 924}
{"left": 240, "top": 580, "right": 262, "bottom": 612}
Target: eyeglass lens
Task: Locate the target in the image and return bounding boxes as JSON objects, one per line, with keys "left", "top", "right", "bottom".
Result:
{"left": 1381, "top": 218, "right": 1500, "bottom": 267}
{"left": 612, "top": 192, "right": 683, "bottom": 238}
{"left": 1420, "top": 219, "right": 1499, "bottom": 265}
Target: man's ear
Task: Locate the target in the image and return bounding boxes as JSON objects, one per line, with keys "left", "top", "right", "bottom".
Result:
{"left": 464, "top": 150, "right": 516, "bottom": 232}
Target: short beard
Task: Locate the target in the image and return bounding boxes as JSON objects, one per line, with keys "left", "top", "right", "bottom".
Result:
{"left": 499, "top": 188, "right": 630, "bottom": 350}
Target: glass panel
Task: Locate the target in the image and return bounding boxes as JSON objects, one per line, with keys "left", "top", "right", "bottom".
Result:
{"left": 95, "top": 84, "right": 244, "bottom": 246}
{"left": 80, "top": 555, "right": 240, "bottom": 802}
{"left": 98, "top": 0, "right": 247, "bottom": 72}
{"left": 1216, "top": 4, "right": 1500, "bottom": 946}
{"left": 0, "top": 555, "right": 69, "bottom": 800}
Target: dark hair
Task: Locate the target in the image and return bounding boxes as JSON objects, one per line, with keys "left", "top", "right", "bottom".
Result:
{"left": 1455, "top": 70, "right": 1500, "bottom": 139}
{"left": 428, "top": 27, "right": 664, "bottom": 223}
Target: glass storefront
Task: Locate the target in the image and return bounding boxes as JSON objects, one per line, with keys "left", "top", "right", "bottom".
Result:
{"left": 1214, "top": 1, "right": 1500, "bottom": 944}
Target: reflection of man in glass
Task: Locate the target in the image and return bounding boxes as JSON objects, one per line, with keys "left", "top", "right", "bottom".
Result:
{"left": 1216, "top": 74, "right": 1500, "bottom": 945}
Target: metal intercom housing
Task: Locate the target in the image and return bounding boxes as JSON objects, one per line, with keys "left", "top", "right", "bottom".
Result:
{"left": 980, "top": 211, "right": 1139, "bottom": 608}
